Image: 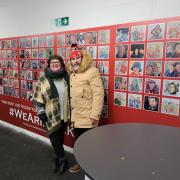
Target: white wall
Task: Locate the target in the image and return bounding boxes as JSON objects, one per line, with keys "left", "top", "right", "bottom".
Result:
{"left": 0, "top": 0, "right": 179, "bottom": 38}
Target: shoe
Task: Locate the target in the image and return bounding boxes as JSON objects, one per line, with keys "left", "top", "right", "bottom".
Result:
{"left": 68, "top": 164, "right": 81, "bottom": 173}
{"left": 52, "top": 155, "right": 59, "bottom": 173}
{"left": 56, "top": 159, "right": 68, "bottom": 175}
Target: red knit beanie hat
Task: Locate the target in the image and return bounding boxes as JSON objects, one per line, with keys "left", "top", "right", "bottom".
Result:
{"left": 69, "top": 50, "right": 82, "bottom": 60}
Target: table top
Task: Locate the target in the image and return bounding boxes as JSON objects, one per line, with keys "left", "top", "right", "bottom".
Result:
{"left": 74, "top": 123, "right": 180, "bottom": 180}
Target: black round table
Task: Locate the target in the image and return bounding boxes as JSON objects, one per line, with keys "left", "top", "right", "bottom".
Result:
{"left": 74, "top": 123, "right": 180, "bottom": 180}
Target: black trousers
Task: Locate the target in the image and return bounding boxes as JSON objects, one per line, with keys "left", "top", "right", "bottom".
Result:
{"left": 73, "top": 128, "right": 91, "bottom": 140}
{"left": 49, "top": 121, "right": 67, "bottom": 158}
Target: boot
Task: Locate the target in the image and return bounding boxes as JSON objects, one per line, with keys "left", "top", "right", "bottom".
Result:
{"left": 52, "top": 155, "right": 59, "bottom": 173}
{"left": 56, "top": 158, "right": 68, "bottom": 175}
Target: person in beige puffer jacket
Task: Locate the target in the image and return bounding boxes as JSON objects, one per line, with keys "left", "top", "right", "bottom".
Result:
{"left": 67, "top": 48, "right": 104, "bottom": 173}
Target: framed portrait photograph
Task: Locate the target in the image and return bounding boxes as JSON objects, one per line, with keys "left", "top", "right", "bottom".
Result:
{"left": 146, "top": 42, "right": 163, "bottom": 59}
{"left": 86, "top": 31, "right": 97, "bottom": 44}
{"left": 148, "top": 23, "right": 165, "bottom": 40}
{"left": 76, "top": 32, "right": 86, "bottom": 45}
{"left": 162, "top": 79, "right": 180, "bottom": 97}
{"left": 144, "top": 96, "right": 159, "bottom": 112}
{"left": 66, "top": 34, "right": 75, "bottom": 46}
{"left": 87, "top": 46, "right": 97, "bottom": 59}
{"left": 32, "top": 37, "right": 38, "bottom": 48}
{"left": 129, "top": 61, "right": 144, "bottom": 76}
{"left": 38, "top": 36, "right": 47, "bottom": 47}
{"left": 114, "top": 60, "right": 128, "bottom": 75}
{"left": 46, "top": 36, "right": 54, "bottom": 47}
{"left": 116, "top": 27, "right": 129, "bottom": 42}
{"left": 98, "top": 29, "right": 110, "bottom": 44}
{"left": 114, "top": 76, "right": 127, "bottom": 91}
{"left": 161, "top": 98, "right": 180, "bottom": 116}
{"left": 166, "top": 21, "right": 180, "bottom": 39}
{"left": 164, "top": 61, "right": 180, "bottom": 77}
{"left": 131, "top": 25, "right": 146, "bottom": 42}
{"left": 144, "top": 78, "right": 161, "bottom": 95}
{"left": 98, "top": 46, "right": 109, "bottom": 59}
{"left": 97, "top": 61, "right": 109, "bottom": 74}
{"left": 130, "top": 44, "right": 144, "bottom": 58}
{"left": 166, "top": 42, "right": 180, "bottom": 58}
{"left": 57, "top": 34, "right": 65, "bottom": 46}
{"left": 39, "top": 48, "right": 47, "bottom": 59}
{"left": 128, "top": 93, "right": 142, "bottom": 109}
{"left": 145, "top": 61, "right": 162, "bottom": 77}
{"left": 128, "top": 77, "right": 142, "bottom": 93}
{"left": 115, "top": 44, "right": 128, "bottom": 59}
{"left": 114, "top": 91, "right": 126, "bottom": 107}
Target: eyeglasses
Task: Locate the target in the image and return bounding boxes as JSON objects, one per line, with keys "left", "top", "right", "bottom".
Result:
{"left": 50, "top": 61, "right": 60, "bottom": 65}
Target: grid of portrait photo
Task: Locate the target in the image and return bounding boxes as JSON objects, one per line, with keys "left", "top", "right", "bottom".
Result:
{"left": 0, "top": 17, "right": 179, "bottom": 118}
{"left": 19, "top": 35, "right": 54, "bottom": 100}
{"left": 56, "top": 29, "right": 111, "bottom": 118}
{"left": 0, "top": 39, "right": 19, "bottom": 98}
{"left": 114, "top": 20, "right": 180, "bottom": 116}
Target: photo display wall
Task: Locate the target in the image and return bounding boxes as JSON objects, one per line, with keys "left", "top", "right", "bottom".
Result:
{"left": 0, "top": 16, "right": 180, "bottom": 140}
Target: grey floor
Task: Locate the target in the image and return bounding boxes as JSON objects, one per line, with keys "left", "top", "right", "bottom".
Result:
{"left": 0, "top": 124, "right": 85, "bottom": 180}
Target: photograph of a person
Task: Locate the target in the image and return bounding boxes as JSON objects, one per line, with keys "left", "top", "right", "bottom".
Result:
{"left": 32, "top": 49, "right": 38, "bottom": 59}
{"left": 57, "top": 34, "right": 65, "bottom": 46}
{"left": 145, "top": 61, "right": 162, "bottom": 77}
{"left": 20, "top": 70, "right": 26, "bottom": 79}
{"left": 66, "top": 33, "right": 75, "bottom": 46}
{"left": 13, "top": 79, "right": 19, "bottom": 88}
{"left": 162, "top": 80, "right": 180, "bottom": 97}
{"left": 144, "top": 78, "right": 160, "bottom": 95}
{"left": 1, "top": 50, "right": 6, "bottom": 59}
{"left": 114, "top": 91, "right": 126, "bottom": 106}
{"left": 25, "top": 49, "right": 31, "bottom": 58}
{"left": 0, "top": 86, "right": 3, "bottom": 94}
{"left": 12, "top": 50, "right": 17, "bottom": 59}
{"left": 114, "top": 76, "right": 127, "bottom": 91}
{"left": 13, "top": 69, "right": 18, "bottom": 79}
{"left": 166, "top": 42, "right": 180, "bottom": 58}
{"left": 46, "top": 36, "right": 54, "bottom": 47}
{"left": 114, "top": 60, "right": 128, "bottom": 75}
{"left": 146, "top": 42, "right": 163, "bottom": 58}
{"left": 128, "top": 77, "right": 142, "bottom": 93}
{"left": 115, "top": 44, "right": 128, "bottom": 58}
{"left": 39, "top": 36, "right": 47, "bottom": 47}
{"left": 164, "top": 61, "right": 180, "bottom": 77}
{"left": 166, "top": 21, "right": 180, "bottom": 39}
{"left": 129, "top": 61, "right": 144, "bottom": 76}
{"left": 11, "top": 39, "right": 17, "bottom": 48}
{"left": 97, "top": 61, "right": 109, "bottom": 74}
{"left": 131, "top": 25, "right": 146, "bottom": 42}
{"left": 98, "top": 46, "right": 109, "bottom": 59}
{"left": 76, "top": 32, "right": 86, "bottom": 45}
{"left": 128, "top": 93, "right": 142, "bottom": 109}
{"left": 101, "top": 76, "right": 108, "bottom": 89}
{"left": 87, "top": 46, "right": 97, "bottom": 59}
{"left": 98, "top": 29, "right": 110, "bottom": 44}
{"left": 32, "top": 60, "right": 39, "bottom": 70}
{"left": 86, "top": 31, "right": 97, "bottom": 44}
{"left": 26, "top": 70, "right": 32, "bottom": 80}
{"left": 144, "top": 96, "right": 159, "bottom": 112}
{"left": 148, "top": 23, "right": 165, "bottom": 40}
{"left": 25, "top": 38, "right": 31, "bottom": 48}
{"left": 32, "top": 37, "right": 38, "bottom": 48}
{"left": 116, "top": 27, "right": 129, "bottom": 42}
{"left": 130, "top": 44, "right": 144, "bottom": 58}
{"left": 19, "top": 38, "right": 25, "bottom": 48}
{"left": 33, "top": 71, "right": 39, "bottom": 81}
{"left": 161, "top": 98, "right": 179, "bottom": 116}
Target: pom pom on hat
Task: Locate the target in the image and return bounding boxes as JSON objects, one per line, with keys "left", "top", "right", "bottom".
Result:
{"left": 69, "top": 50, "right": 82, "bottom": 60}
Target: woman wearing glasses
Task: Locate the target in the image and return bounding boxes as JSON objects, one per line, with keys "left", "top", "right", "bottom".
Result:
{"left": 33, "top": 55, "right": 70, "bottom": 175}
